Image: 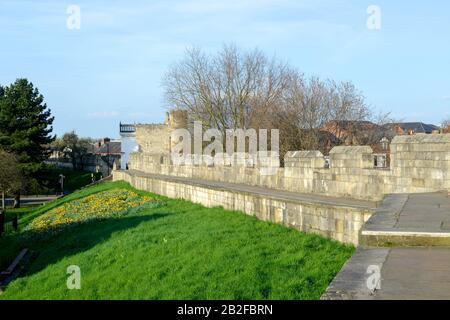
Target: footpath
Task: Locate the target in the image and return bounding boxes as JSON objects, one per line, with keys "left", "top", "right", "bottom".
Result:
{"left": 322, "top": 191, "right": 450, "bottom": 300}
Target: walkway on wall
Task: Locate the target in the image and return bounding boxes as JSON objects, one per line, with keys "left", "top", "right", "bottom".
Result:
{"left": 361, "top": 192, "right": 450, "bottom": 246}
{"left": 322, "top": 191, "right": 450, "bottom": 300}
{"left": 125, "top": 170, "right": 376, "bottom": 210}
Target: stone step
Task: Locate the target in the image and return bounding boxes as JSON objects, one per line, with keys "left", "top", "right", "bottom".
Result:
{"left": 360, "top": 230, "right": 450, "bottom": 247}
{"left": 359, "top": 192, "right": 450, "bottom": 247}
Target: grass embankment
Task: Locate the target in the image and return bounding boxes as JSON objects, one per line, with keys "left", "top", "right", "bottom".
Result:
{"left": 1, "top": 183, "right": 126, "bottom": 271}
{"left": 44, "top": 168, "right": 103, "bottom": 193}
{"left": 0, "top": 181, "right": 354, "bottom": 300}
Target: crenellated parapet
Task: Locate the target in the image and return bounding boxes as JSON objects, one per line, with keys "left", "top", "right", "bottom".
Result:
{"left": 285, "top": 151, "right": 325, "bottom": 169}
{"left": 329, "top": 146, "right": 374, "bottom": 169}
{"left": 390, "top": 134, "right": 450, "bottom": 193}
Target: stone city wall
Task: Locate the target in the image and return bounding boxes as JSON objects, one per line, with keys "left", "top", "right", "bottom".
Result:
{"left": 114, "top": 131, "right": 449, "bottom": 245}
{"left": 125, "top": 134, "right": 450, "bottom": 201}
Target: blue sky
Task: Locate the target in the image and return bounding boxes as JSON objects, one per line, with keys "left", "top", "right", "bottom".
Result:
{"left": 1, "top": 0, "right": 449, "bottom": 138}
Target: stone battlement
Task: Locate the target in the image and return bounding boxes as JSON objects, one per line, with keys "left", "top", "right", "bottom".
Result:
{"left": 125, "top": 133, "right": 450, "bottom": 201}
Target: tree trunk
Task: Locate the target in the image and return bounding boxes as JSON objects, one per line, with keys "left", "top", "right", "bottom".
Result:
{"left": 79, "top": 155, "right": 84, "bottom": 170}
{"left": 72, "top": 157, "right": 77, "bottom": 171}
{"left": 13, "top": 192, "right": 20, "bottom": 209}
{"left": 1, "top": 191, "right": 4, "bottom": 210}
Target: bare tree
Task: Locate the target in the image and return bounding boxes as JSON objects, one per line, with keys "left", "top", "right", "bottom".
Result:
{"left": 275, "top": 76, "right": 374, "bottom": 154}
{"left": 0, "top": 150, "right": 23, "bottom": 210}
{"left": 442, "top": 118, "right": 450, "bottom": 133}
{"left": 163, "top": 45, "right": 384, "bottom": 157}
{"left": 163, "top": 45, "right": 291, "bottom": 133}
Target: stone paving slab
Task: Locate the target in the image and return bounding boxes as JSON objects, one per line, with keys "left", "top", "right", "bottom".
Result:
{"left": 321, "top": 248, "right": 390, "bottom": 300}
{"left": 361, "top": 191, "right": 450, "bottom": 247}
{"left": 363, "top": 194, "right": 408, "bottom": 232}
{"left": 375, "top": 248, "right": 450, "bottom": 300}
{"left": 323, "top": 247, "right": 450, "bottom": 300}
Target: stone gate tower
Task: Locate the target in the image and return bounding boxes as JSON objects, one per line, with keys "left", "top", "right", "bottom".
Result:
{"left": 166, "top": 109, "right": 189, "bottom": 153}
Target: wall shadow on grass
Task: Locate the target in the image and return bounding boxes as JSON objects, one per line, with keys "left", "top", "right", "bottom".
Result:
{"left": 12, "top": 212, "right": 168, "bottom": 280}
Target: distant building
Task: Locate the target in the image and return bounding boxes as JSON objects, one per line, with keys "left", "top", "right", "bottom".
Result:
{"left": 92, "top": 138, "right": 122, "bottom": 156}
{"left": 321, "top": 120, "right": 392, "bottom": 154}
{"left": 93, "top": 138, "right": 122, "bottom": 175}
{"left": 322, "top": 120, "right": 382, "bottom": 145}
{"left": 119, "top": 123, "right": 138, "bottom": 170}
{"left": 388, "top": 122, "right": 440, "bottom": 135}
{"left": 47, "top": 137, "right": 121, "bottom": 177}
{"left": 322, "top": 120, "right": 441, "bottom": 154}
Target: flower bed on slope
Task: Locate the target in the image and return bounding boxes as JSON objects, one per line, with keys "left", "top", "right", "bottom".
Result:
{"left": 26, "top": 189, "right": 160, "bottom": 235}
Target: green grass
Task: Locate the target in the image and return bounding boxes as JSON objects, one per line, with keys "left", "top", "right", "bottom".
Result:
{"left": 0, "top": 181, "right": 354, "bottom": 300}
{"left": 7, "top": 182, "right": 124, "bottom": 230}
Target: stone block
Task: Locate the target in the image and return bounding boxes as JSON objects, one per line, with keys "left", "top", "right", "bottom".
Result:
{"left": 284, "top": 150, "right": 325, "bottom": 169}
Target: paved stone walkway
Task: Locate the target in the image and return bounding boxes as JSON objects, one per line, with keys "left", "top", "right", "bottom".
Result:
{"left": 361, "top": 191, "right": 450, "bottom": 246}
{"left": 323, "top": 191, "right": 450, "bottom": 300}
{"left": 127, "top": 170, "right": 376, "bottom": 210}
{"left": 323, "top": 247, "right": 450, "bottom": 300}
{"left": 375, "top": 248, "right": 450, "bottom": 300}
